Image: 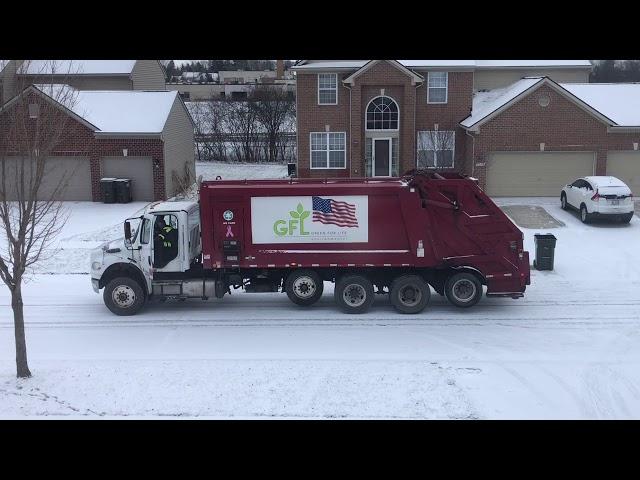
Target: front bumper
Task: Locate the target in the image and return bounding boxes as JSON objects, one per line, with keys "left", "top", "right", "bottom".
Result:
{"left": 91, "top": 277, "right": 100, "bottom": 293}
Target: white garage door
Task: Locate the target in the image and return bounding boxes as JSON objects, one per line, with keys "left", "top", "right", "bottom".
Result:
{"left": 101, "top": 156, "right": 154, "bottom": 201}
{"left": 607, "top": 152, "right": 640, "bottom": 194}
{"left": 2, "top": 156, "right": 92, "bottom": 201}
{"left": 487, "top": 152, "right": 595, "bottom": 197}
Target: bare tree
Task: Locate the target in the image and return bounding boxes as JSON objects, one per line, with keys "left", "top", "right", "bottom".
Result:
{"left": 249, "top": 86, "right": 295, "bottom": 163}
{"left": 0, "top": 60, "right": 84, "bottom": 378}
{"left": 224, "top": 100, "right": 261, "bottom": 163}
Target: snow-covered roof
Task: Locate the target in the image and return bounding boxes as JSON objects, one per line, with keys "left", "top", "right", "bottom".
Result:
{"left": 460, "top": 77, "right": 545, "bottom": 128}
{"left": 33, "top": 84, "right": 178, "bottom": 134}
{"left": 293, "top": 60, "right": 592, "bottom": 71}
{"left": 584, "top": 176, "right": 630, "bottom": 188}
{"left": 561, "top": 83, "right": 640, "bottom": 127}
{"left": 461, "top": 77, "right": 640, "bottom": 129}
{"left": 19, "top": 60, "right": 137, "bottom": 75}
{"left": 475, "top": 60, "right": 592, "bottom": 69}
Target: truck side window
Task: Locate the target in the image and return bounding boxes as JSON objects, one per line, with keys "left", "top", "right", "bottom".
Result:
{"left": 140, "top": 219, "right": 151, "bottom": 244}
{"left": 153, "top": 214, "right": 179, "bottom": 268}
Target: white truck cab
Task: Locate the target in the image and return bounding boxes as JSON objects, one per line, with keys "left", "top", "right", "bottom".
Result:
{"left": 90, "top": 200, "right": 204, "bottom": 315}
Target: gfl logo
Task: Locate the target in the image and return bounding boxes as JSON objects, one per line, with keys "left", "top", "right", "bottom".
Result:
{"left": 273, "top": 203, "right": 310, "bottom": 236}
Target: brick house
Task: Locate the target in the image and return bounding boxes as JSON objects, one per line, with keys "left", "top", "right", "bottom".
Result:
{"left": 0, "top": 60, "right": 195, "bottom": 201}
{"left": 292, "top": 60, "right": 640, "bottom": 196}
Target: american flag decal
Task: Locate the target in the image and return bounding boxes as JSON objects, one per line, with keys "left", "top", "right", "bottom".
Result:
{"left": 312, "top": 196, "right": 358, "bottom": 228}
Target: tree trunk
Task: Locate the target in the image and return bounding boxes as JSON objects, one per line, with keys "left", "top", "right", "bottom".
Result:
{"left": 12, "top": 284, "right": 32, "bottom": 378}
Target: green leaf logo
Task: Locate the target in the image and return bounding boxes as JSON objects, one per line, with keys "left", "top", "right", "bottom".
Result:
{"left": 299, "top": 210, "right": 310, "bottom": 221}
{"left": 290, "top": 210, "right": 299, "bottom": 218}
{"left": 297, "top": 203, "right": 304, "bottom": 214}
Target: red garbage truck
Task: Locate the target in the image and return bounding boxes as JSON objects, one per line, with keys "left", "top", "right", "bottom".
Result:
{"left": 90, "top": 171, "right": 530, "bottom": 315}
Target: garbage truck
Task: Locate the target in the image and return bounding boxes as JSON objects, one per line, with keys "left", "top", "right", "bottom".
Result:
{"left": 90, "top": 171, "right": 530, "bottom": 316}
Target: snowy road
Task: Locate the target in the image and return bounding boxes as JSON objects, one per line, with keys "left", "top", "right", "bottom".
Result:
{"left": 1, "top": 197, "right": 640, "bottom": 419}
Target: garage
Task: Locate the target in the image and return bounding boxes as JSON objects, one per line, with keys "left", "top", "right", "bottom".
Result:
{"left": 3, "top": 156, "right": 92, "bottom": 201}
{"left": 486, "top": 152, "right": 595, "bottom": 196}
{"left": 606, "top": 152, "right": 640, "bottom": 194}
{"left": 101, "top": 156, "right": 154, "bottom": 201}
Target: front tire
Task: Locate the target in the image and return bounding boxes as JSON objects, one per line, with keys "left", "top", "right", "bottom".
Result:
{"left": 389, "top": 275, "right": 431, "bottom": 314}
{"left": 285, "top": 269, "right": 324, "bottom": 306}
{"left": 580, "top": 204, "right": 591, "bottom": 224}
{"left": 335, "top": 274, "right": 374, "bottom": 314}
{"left": 104, "top": 277, "right": 146, "bottom": 316}
{"left": 444, "top": 272, "right": 483, "bottom": 308}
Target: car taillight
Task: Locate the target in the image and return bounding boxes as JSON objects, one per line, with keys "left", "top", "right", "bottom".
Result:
{"left": 591, "top": 190, "right": 600, "bottom": 201}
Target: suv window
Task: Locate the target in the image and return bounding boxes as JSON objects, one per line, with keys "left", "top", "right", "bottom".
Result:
{"left": 571, "top": 179, "right": 584, "bottom": 188}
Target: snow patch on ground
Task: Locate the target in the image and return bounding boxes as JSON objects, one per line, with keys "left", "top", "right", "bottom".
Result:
{"left": 2, "top": 196, "right": 640, "bottom": 418}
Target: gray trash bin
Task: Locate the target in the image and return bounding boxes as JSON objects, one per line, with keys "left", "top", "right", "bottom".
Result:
{"left": 114, "top": 178, "right": 132, "bottom": 203}
{"left": 100, "top": 178, "right": 117, "bottom": 204}
{"left": 533, "top": 234, "right": 557, "bottom": 271}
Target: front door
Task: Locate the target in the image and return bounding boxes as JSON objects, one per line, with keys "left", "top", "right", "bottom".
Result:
{"left": 373, "top": 138, "right": 392, "bottom": 177}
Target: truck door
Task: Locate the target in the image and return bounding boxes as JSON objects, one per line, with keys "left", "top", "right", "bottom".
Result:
{"left": 137, "top": 215, "right": 153, "bottom": 292}
{"left": 215, "top": 203, "right": 245, "bottom": 266}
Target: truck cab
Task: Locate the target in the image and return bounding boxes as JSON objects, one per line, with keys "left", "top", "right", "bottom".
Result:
{"left": 90, "top": 200, "right": 203, "bottom": 315}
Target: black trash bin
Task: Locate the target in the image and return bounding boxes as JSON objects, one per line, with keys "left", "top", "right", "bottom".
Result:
{"left": 100, "top": 178, "right": 117, "bottom": 204}
{"left": 533, "top": 233, "right": 557, "bottom": 271}
{"left": 114, "top": 178, "right": 133, "bottom": 204}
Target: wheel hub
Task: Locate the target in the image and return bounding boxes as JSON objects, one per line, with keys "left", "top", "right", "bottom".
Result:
{"left": 399, "top": 285, "right": 422, "bottom": 307}
{"left": 112, "top": 285, "right": 136, "bottom": 308}
{"left": 343, "top": 284, "right": 366, "bottom": 307}
{"left": 452, "top": 279, "right": 475, "bottom": 303}
{"left": 293, "top": 276, "right": 316, "bottom": 299}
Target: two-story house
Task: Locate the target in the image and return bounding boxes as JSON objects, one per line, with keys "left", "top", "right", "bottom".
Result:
{"left": 293, "top": 60, "right": 640, "bottom": 196}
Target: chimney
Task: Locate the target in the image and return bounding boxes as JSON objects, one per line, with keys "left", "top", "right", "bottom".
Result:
{"left": 276, "top": 60, "right": 284, "bottom": 79}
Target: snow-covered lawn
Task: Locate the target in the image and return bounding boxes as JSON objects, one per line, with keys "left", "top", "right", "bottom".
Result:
{"left": 196, "top": 161, "right": 288, "bottom": 181}
{"left": 1, "top": 196, "right": 640, "bottom": 419}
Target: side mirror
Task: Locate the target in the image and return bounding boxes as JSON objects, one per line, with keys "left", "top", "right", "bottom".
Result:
{"left": 124, "top": 221, "right": 132, "bottom": 241}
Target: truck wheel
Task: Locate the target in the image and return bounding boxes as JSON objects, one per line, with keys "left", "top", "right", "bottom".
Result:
{"left": 104, "top": 277, "right": 146, "bottom": 316}
{"left": 285, "top": 270, "right": 324, "bottom": 306}
{"left": 389, "top": 275, "right": 431, "bottom": 314}
{"left": 444, "top": 272, "right": 482, "bottom": 308}
{"left": 335, "top": 274, "right": 374, "bottom": 314}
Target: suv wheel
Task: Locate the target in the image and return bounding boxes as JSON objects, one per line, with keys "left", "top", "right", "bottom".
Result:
{"left": 560, "top": 193, "right": 568, "bottom": 210}
{"left": 580, "top": 204, "right": 591, "bottom": 224}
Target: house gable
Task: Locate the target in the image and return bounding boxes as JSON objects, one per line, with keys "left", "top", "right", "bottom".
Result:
{"left": 343, "top": 60, "right": 423, "bottom": 86}
{"left": 461, "top": 77, "right": 617, "bottom": 132}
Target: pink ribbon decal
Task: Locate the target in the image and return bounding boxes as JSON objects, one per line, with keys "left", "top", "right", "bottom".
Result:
{"left": 226, "top": 225, "right": 234, "bottom": 238}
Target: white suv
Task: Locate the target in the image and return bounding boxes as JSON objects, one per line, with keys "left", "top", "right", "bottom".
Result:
{"left": 561, "top": 176, "right": 634, "bottom": 224}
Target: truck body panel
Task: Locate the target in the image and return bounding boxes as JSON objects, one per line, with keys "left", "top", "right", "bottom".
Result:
{"left": 199, "top": 173, "right": 530, "bottom": 295}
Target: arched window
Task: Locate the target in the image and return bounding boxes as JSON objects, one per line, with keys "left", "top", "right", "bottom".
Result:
{"left": 366, "top": 96, "right": 399, "bottom": 130}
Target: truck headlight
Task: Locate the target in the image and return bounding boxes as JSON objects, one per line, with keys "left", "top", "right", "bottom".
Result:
{"left": 92, "top": 262, "right": 102, "bottom": 271}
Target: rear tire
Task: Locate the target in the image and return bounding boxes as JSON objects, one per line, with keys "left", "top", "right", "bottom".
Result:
{"left": 621, "top": 212, "right": 634, "bottom": 224}
{"left": 104, "top": 277, "right": 146, "bottom": 316}
{"left": 285, "top": 269, "right": 324, "bottom": 306}
{"left": 444, "top": 272, "right": 482, "bottom": 308}
{"left": 580, "top": 204, "right": 591, "bottom": 224}
{"left": 560, "top": 193, "right": 568, "bottom": 210}
{"left": 389, "top": 275, "right": 431, "bottom": 314}
{"left": 335, "top": 274, "right": 374, "bottom": 314}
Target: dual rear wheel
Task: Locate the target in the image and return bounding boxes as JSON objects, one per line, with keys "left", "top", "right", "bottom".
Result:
{"left": 286, "top": 269, "right": 483, "bottom": 314}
